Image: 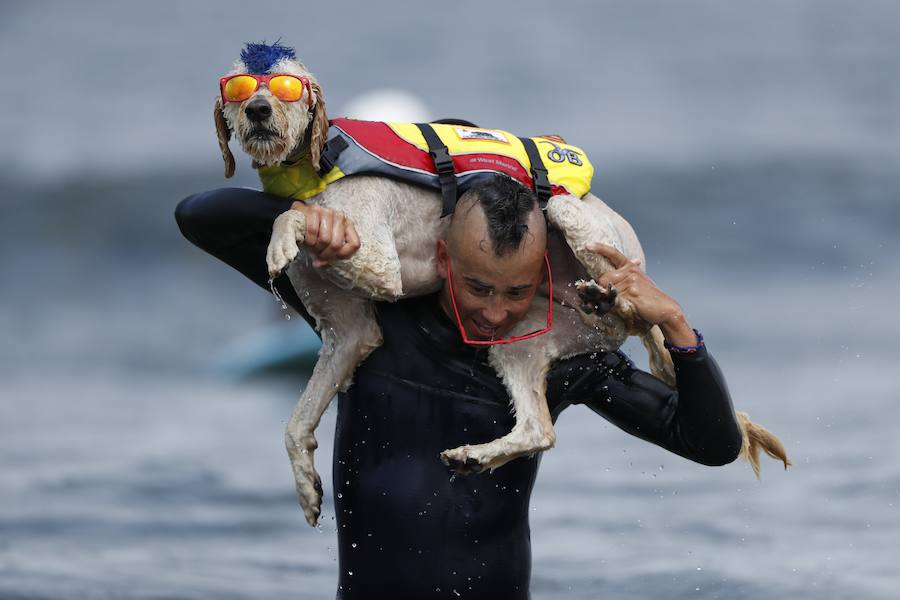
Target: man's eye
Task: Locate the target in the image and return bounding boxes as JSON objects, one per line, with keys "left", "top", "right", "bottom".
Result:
{"left": 468, "top": 285, "right": 491, "bottom": 296}
{"left": 507, "top": 289, "right": 529, "bottom": 300}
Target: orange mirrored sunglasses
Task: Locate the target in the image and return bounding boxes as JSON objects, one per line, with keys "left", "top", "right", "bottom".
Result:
{"left": 219, "top": 73, "right": 312, "bottom": 107}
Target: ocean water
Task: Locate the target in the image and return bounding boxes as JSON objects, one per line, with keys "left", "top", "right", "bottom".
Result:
{"left": 2, "top": 1, "right": 899, "bottom": 598}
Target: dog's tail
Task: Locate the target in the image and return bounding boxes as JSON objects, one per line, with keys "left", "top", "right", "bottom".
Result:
{"left": 641, "top": 325, "right": 676, "bottom": 386}
{"left": 641, "top": 327, "right": 791, "bottom": 478}
{"left": 736, "top": 411, "right": 791, "bottom": 478}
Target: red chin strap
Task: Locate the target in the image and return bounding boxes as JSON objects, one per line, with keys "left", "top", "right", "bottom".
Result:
{"left": 445, "top": 252, "right": 553, "bottom": 345}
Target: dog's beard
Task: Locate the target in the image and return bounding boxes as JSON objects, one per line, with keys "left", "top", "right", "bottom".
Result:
{"left": 230, "top": 98, "right": 310, "bottom": 166}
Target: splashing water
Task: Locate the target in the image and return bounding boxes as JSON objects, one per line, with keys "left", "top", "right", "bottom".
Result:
{"left": 268, "top": 277, "right": 292, "bottom": 320}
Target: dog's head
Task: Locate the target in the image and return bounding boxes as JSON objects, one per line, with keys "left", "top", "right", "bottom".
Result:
{"left": 214, "top": 42, "right": 328, "bottom": 178}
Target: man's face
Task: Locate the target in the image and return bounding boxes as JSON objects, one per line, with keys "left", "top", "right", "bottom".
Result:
{"left": 436, "top": 203, "right": 546, "bottom": 342}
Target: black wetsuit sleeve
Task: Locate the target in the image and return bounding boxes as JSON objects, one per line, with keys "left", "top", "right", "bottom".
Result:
{"left": 553, "top": 347, "right": 743, "bottom": 466}
{"left": 174, "top": 187, "right": 317, "bottom": 330}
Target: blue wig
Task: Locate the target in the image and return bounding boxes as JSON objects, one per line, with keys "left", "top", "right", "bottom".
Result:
{"left": 240, "top": 40, "right": 297, "bottom": 74}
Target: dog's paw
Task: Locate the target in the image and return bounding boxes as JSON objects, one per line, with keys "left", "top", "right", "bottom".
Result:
{"left": 298, "top": 469, "right": 324, "bottom": 527}
{"left": 441, "top": 446, "right": 488, "bottom": 475}
{"left": 440, "top": 447, "right": 488, "bottom": 475}
{"left": 291, "top": 454, "right": 323, "bottom": 526}
{"left": 286, "top": 430, "right": 323, "bottom": 527}
{"left": 440, "top": 443, "right": 519, "bottom": 475}
{"left": 575, "top": 279, "right": 617, "bottom": 316}
{"left": 267, "top": 210, "right": 306, "bottom": 278}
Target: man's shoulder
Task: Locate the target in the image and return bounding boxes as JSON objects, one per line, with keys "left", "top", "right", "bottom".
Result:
{"left": 546, "top": 349, "right": 636, "bottom": 401}
{"left": 549, "top": 348, "right": 635, "bottom": 376}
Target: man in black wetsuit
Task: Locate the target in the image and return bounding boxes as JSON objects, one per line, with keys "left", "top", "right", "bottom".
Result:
{"left": 175, "top": 176, "right": 743, "bottom": 600}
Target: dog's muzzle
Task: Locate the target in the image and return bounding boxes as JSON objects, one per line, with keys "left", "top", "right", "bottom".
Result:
{"left": 249, "top": 128, "right": 277, "bottom": 141}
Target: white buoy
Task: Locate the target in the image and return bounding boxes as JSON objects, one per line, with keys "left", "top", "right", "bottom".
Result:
{"left": 340, "top": 89, "right": 431, "bottom": 122}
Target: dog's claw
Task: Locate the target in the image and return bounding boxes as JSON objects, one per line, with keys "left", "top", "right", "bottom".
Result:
{"left": 440, "top": 449, "right": 487, "bottom": 475}
{"left": 575, "top": 279, "right": 617, "bottom": 316}
{"left": 267, "top": 239, "right": 299, "bottom": 279}
{"left": 267, "top": 210, "right": 306, "bottom": 278}
{"left": 440, "top": 444, "right": 521, "bottom": 475}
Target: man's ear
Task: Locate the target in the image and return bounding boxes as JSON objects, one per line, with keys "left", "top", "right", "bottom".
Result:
{"left": 214, "top": 97, "right": 236, "bottom": 178}
{"left": 435, "top": 239, "right": 449, "bottom": 280}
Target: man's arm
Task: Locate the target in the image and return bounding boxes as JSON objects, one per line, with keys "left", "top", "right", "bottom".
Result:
{"left": 552, "top": 345, "right": 743, "bottom": 466}
{"left": 551, "top": 243, "right": 743, "bottom": 465}
{"left": 174, "top": 188, "right": 359, "bottom": 330}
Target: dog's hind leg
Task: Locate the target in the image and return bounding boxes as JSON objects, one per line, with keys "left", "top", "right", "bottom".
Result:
{"left": 575, "top": 278, "right": 675, "bottom": 386}
{"left": 439, "top": 300, "right": 625, "bottom": 474}
{"left": 283, "top": 267, "right": 383, "bottom": 526}
{"left": 439, "top": 300, "right": 593, "bottom": 473}
{"left": 547, "top": 193, "right": 676, "bottom": 384}
{"left": 440, "top": 336, "right": 557, "bottom": 474}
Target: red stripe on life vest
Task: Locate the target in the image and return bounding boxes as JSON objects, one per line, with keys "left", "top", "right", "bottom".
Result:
{"left": 331, "top": 118, "right": 436, "bottom": 173}
{"left": 454, "top": 154, "right": 570, "bottom": 196}
{"left": 453, "top": 153, "right": 529, "bottom": 183}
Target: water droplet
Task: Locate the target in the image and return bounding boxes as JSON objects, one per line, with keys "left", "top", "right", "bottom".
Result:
{"left": 337, "top": 493, "right": 343, "bottom": 499}
{"left": 268, "top": 278, "right": 289, "bottom": 310}
{"left": 351, "top": 542, "right": 357, "bottom": 548}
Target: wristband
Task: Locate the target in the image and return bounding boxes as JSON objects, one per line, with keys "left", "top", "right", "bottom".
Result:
{"left": 663, "top": 329, "right": 705, "bottom": 354}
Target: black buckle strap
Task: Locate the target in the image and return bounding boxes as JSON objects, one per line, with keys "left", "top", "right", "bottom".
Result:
{"left": 415, "top": 123, "right": 458, "bottom": 217}
{"left": 519, "top": 136, "right": 552, "bottom": 209}
{"left": 316, "top": 136, "right": 349, "bottom": 177}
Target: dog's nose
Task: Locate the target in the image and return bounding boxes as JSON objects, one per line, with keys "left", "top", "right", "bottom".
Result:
{"left": 245, "top": 97, "right": 272, "bottom": 122}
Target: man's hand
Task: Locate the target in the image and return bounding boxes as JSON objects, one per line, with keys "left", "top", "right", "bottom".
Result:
{"left": 586, "top": 242, "right": 698, "bottom": 347}
{"left": 291, "top": 201, "right": 361, "bottom": 268}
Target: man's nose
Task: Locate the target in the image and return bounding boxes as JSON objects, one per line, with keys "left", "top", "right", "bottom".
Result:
{"left": 245, "top": 96, "right": 272, "bottom": 122}
{"left": 481, "top": 299, "right": 508, "bottom": 326}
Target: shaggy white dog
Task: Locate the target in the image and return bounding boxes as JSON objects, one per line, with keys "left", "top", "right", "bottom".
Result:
{"left": 214, "top": 50, "right": 789, "bottom": 526}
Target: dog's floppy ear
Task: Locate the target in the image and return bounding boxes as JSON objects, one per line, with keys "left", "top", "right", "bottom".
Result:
{"left": 308, "top": 82, "right": 329, "bottom": 173}
{"left": 214, "top": 97, "right": 236, "bottom": 178}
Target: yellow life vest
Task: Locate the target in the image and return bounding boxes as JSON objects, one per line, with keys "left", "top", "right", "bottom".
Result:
{"left": 257, "top": 119, "right": 593, "bottom": 211}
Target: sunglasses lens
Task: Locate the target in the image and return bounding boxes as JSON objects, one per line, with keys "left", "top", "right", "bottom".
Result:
{"left": 223, "top": 75, "right": 258, "bottom": 102}
{"left": 269, "top": 75, "right": 304, "bottom": 102}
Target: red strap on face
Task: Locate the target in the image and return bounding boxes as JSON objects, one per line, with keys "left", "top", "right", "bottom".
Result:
{"left": 445, "top": 252, "right": 553, "bottom": 345}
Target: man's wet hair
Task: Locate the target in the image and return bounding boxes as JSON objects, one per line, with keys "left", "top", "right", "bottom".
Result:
{"left": 455, "top": 175, "right": 541, "bottom": 256}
